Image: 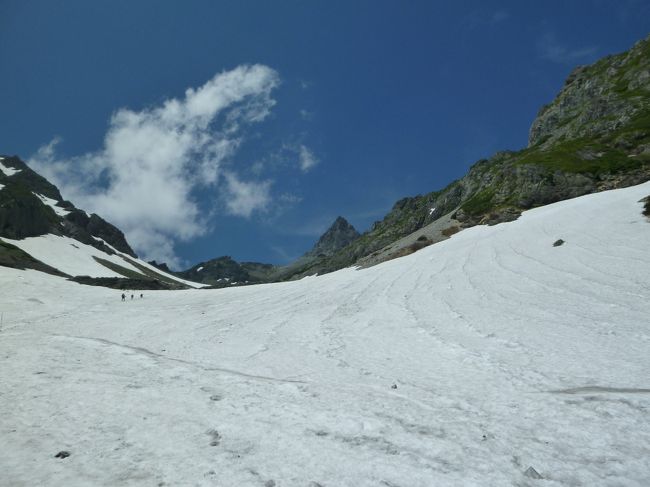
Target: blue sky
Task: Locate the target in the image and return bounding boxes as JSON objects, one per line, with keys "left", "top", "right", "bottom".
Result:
{"left": 1, "top": 1, "right": 649, "bottom": 268}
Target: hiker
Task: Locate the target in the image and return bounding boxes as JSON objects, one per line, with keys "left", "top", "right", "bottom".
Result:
{"left": 140, "top": 293, "right": 143, "bottom": 299}
{"left": 121, "top": 293, "right": 125, "bottom": 301}
{"left": 131, "top": 294, "right": 134, "bottom": 300}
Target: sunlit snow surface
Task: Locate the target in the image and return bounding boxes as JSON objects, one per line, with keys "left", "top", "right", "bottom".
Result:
{"left": 2, "top": 234, "right": 143, "bottom": 278}
{"left": 32, "top": 192, "right": 71, "bottom": 217}
{"left": 1, "top": 183, "right": 650, "bottom": 486}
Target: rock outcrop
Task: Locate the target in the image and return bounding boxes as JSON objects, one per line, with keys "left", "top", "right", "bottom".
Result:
{"left": 0, "top": 155, "right": 136, "bottom": 257}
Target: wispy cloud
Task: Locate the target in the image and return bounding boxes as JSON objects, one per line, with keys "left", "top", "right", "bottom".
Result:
{"left": 537, "top": 32, "right": 598, "bottom": 65}
{"left": 223, "top": 172, "right": 272, "bottom": 218}
{"left": 298, "top": 145, "right": 319, "bottom": 172}
{"left": 30, "top": 65, "right": 281, "bottom": 267}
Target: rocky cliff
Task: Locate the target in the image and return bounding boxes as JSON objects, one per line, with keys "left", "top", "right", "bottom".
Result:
{"left": 0, "top": 155, "right": 136, "bottom": 257}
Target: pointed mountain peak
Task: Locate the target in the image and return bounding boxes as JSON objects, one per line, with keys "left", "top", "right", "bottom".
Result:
{"left": 306, "top": 216, "right": 360, "bottom": 258}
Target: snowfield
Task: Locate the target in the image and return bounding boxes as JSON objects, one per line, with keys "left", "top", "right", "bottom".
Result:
{"left": 2, "top": 234, "right": 145, "bottom": 279}
{"left": 2, "top": 234, "right": 205, "bottom": 288}
{"left": 1, "top": 182, "right": 650, "bottom": 486}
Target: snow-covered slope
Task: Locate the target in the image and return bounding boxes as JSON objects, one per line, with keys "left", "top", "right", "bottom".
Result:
{"left": 1, "top": 182, "right": 649, "bottom": 486}
{"left": 3, "top": 234, "right": 143, "bottom": 278}
{"left": 1, "top": 233, "right": 205, "bottom": 287}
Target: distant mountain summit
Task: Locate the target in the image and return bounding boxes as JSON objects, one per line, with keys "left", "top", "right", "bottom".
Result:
{"left": 305, "top": 216, "right": 360, "bottom": 258}
{"left": 175, "top": 256, "right": 273, "bottom": 287}
{"left": 169, "top": 216, "right": 360, "bottom": 287}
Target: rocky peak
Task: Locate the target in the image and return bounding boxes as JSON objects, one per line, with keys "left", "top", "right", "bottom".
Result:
{"left": 528, "top": 34, "right": 650, "bottom": 148}
{"left": 306, "top": 216, "right": 360, "bottom": 258}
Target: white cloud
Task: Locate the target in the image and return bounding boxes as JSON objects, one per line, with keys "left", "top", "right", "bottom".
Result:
{"left": 298, "top": 145, "right": 319, "bottom": 172}
{"left": 223, "top": 172, "right": 272, "bottom": 218}
{"left": 30, "top": 65, "right": 280, "bottom": 268}
{"left": 537, "top": 32, "right": 598, "bottom": 65}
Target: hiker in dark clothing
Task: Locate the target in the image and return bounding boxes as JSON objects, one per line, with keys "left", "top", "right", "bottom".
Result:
{"left": 131, "top": 294, "right": 134, "bottom": 300}
{"left": 140, "top": 294, "right": 143, "bottom": 299}
{"left": 121, "top": 293, "right": 125, "bottom": 301}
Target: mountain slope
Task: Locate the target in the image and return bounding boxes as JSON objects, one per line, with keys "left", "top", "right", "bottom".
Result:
{"left": 304, "top": 34, "right": 650, "bottom": 274}
{"left": 0, "top": 155, "right": 203, "bottom": 289}
{"left": 0, "top": 155, "right": 135, "bottom": 256}
{"left": 1, "top": 181, "right": 649, "bottom": 485}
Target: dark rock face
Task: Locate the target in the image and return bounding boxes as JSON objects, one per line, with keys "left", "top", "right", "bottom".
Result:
{"left": 0, "top": 155, "right": 136, "bottom": 257}
{"left": 0, "top": 183, "right": 59, "bottom": 239}
{"left": 306, "top": 217, "right": 360, "bottom": 258}
{"left": 148, "top": 260, "right": 172, "bottom": 273}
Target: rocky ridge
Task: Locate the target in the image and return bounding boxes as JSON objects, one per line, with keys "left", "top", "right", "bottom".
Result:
{"left": 290, "top": 34, "right": 650, "bottom": 276}
{"left": 0, "top": 155, "right": 135, "bottom": 257}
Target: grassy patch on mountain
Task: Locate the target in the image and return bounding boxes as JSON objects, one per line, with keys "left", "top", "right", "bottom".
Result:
{"left": 516, "top": 140, "right": 636, "bottom": 175}
{"left": 461, "top": 189, "right": 496, "bottom": 215}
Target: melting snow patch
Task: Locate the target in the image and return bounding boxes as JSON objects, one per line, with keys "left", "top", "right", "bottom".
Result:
{"left": 0, "top": 183, "right": 4, "bottom": 191}
{"left": 0, "top": 160, "right": 21, "bottom": 176}
{"left": 197, "top": 266, "right": 204, "bottom": 272}
{"left": 429, "top": 207, "right": 436, "bottom": 216}
{"left": 32, "top": 193, "right": 70, "bottom": 217}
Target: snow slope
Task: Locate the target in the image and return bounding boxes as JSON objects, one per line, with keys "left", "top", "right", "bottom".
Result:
{"left": 2, "top": 234, "right": 144, "bottom": 278}
{"left": 1, "top": 233, "right": 205, "bottom": 288}
{"left": 1, "top": 182, "right": 649, "bottom": 486}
